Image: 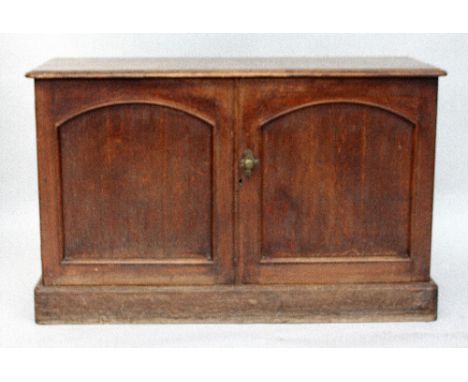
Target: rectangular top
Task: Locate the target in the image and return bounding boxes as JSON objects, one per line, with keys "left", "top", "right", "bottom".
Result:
{"left": 26, "top": 57, "right": 447, "bottom": 79}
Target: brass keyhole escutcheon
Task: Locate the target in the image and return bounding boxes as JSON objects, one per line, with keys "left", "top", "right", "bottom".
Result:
{"left": 240, "top": 149, "right": 259, "bottom": 177}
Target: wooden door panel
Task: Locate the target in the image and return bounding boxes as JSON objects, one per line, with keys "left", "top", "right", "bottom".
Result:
{"left": 261, "top": 103, "right": 413, "bottom": 259}
{"left": 60, "top": 103, "right": 212, "bottom": 261}
{"left": 36, "top": 79, "right": 234, "bottom": 286}
{"left": 238, "top": 78, "right": 437, "bottom": 284}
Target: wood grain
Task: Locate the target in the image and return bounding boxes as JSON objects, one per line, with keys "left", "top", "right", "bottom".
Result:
{"left": 35, "top": 79, "right": 235, "bottom": 286}
{"left": 237, "top": 78, "right": 439, "bottom": 284}
{"left": 35, "top": 279, "right": 438, "bottom": 324}
{"left": 60, "top": 103, "right": 212, "bottom": 261}
{"left": 29, "top": 57, "right": 443, "bottom": 323}
{"left": 26, "top": 57, "right": 447, "bottom": 79}
{"left": 261, "top": 103, "right": 413, "bottom": 258}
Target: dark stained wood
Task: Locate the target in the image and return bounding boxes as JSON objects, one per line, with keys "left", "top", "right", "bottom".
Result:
{"left": 261, "top": 103, "right": 413, "bottom": 258}
{"left": 30, "top": 57, "right": 443, "bottom": 323}
{"left": 237, "top": 77, "right": 439, "bottom": 285}
{"left": 35, "top": 78, "right": 235, "bottom": 286}
{"left": 60, "top": 104, "right": 212, "bottom": 261}
{"left": 26, "top": 57, "right": 447, "bottom": 79}
{"left": 35, "top": 279, "right": 437, "bottom": 324}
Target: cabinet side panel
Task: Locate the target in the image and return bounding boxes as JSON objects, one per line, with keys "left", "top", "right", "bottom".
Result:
{"left": 410, "top": 79, "right": 439, "bottom": 280}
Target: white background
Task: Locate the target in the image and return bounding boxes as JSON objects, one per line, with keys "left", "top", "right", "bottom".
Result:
{"left": 1, "top": 34, "right": 467, "bottom": 347}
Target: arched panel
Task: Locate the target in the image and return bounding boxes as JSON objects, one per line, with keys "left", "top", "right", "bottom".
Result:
{"left": 261, "top": 102, "right": 414, "bottom": 259}
{"left": 59, "top": 103, "right": 213, "bottom": 260}
{"left": 261, "top": 100, "right": 416, "bottom": 126}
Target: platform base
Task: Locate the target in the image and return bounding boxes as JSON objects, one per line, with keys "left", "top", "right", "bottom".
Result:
{"left": 35, "top": 280, "right": 438, "bottom": 324}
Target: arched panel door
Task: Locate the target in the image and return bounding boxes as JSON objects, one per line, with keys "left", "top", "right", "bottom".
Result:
{"left": 261, "top": 103, "right": 413, "bottom": 259}
{"left": 38, "top": 78, "right": 235, "bottom": 287}
{"left": 59, "top": 104, "right": 213, "bottom": 262}
{"left": 238, "top": 89, "right": 417, "bottom": 284}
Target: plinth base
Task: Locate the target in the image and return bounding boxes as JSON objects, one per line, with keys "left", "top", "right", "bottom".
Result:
{"left": 35, "top": 280, "right": 437, "bottom": 324}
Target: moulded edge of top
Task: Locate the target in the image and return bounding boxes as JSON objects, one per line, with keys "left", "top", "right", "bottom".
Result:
{"left": 25, "top": 57, "right": 448, "bottom": 79}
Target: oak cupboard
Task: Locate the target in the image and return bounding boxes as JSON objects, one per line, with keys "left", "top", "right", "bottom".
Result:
{"left": 27, "top": 57, "right": 446, "bottom": 323}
